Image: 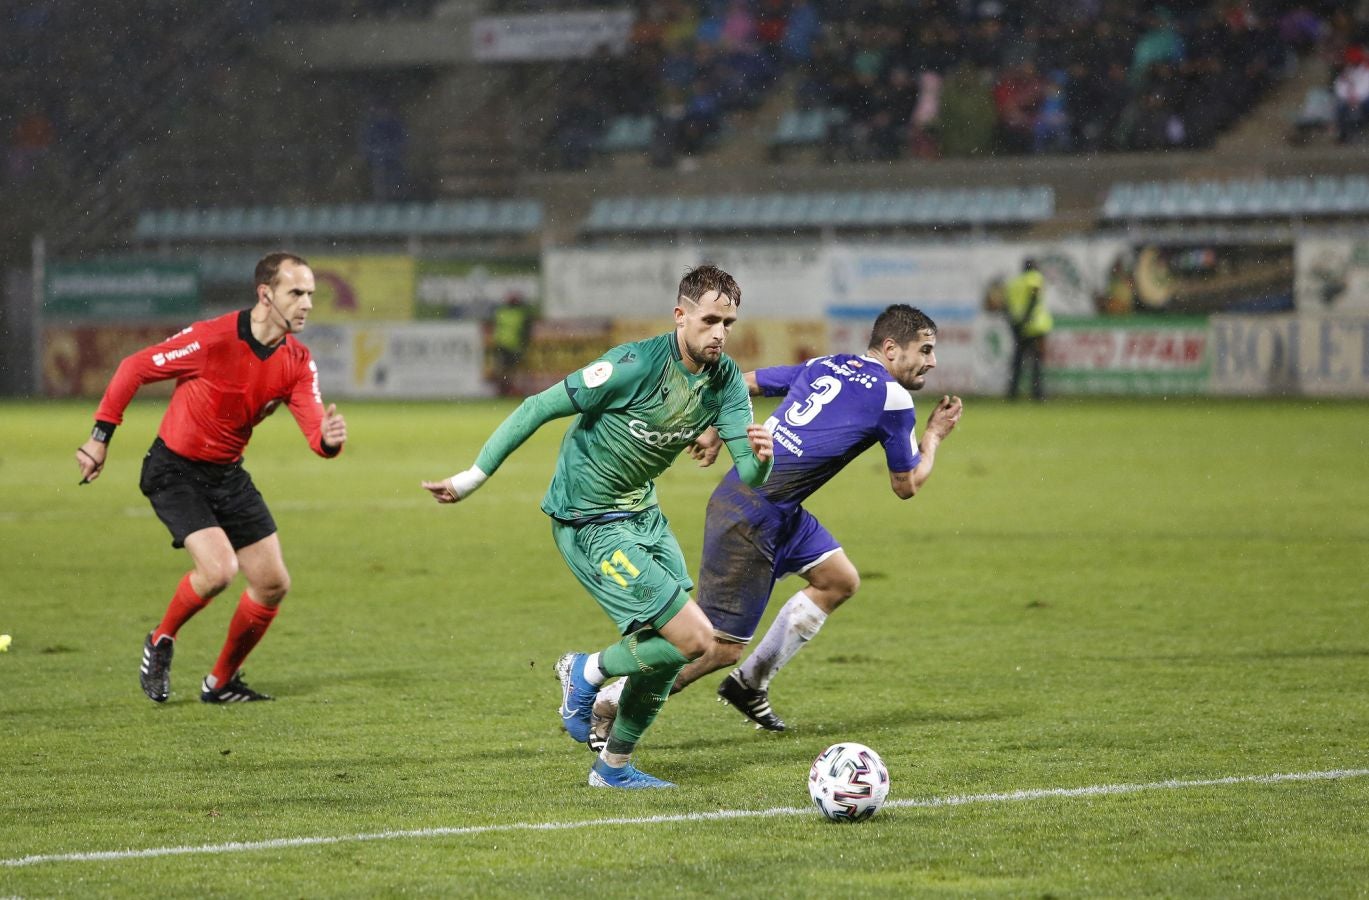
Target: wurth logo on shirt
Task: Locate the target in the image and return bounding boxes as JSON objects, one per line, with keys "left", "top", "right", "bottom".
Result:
{"left": 152, "top": 341, "right": 202, "bottom": 367}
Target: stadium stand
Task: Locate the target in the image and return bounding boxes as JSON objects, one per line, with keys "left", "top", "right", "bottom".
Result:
{"left": 581, "top": 186, "right": 1053, "bottom": 234}
{"left": 131, "top": 200, "right": 543, "bottom": 243}
{"left": 1101, "top": 175, "right": 1369, "bottom": 222}
{"left": 1, "top": 0, "right": 1366, "bottom": 264}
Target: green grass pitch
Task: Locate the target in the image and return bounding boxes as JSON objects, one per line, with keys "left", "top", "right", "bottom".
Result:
{"left": 2, "top": 396, "right": 1367, "bottom": 897}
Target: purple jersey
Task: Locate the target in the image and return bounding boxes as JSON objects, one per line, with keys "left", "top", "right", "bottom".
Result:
{"left": 719, "top": 353, "right": 921, "bottom": 513}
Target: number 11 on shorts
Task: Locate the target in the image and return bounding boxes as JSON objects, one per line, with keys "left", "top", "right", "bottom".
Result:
{"left": 600, "top": 549, "right": 641, "bottom": 587}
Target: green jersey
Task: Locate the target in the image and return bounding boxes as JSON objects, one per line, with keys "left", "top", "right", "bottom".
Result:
{"left": 541, "top": 332, "right": 755, "bottom": 522}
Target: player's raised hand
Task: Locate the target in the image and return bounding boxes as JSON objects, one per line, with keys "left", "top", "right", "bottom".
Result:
{"left": 686, "top": 426, "right": 723, "bottom": 467}
{"left": 321, "top": 403, "right": 348, "bottom": 449}
{"left": 928, "top": 395, "right": 963, "bottom": 439}
{"left": 421, "top": 478, "right": 463, "bottom": 504}
{"left": 75, "top": 439, "right": 107, "bottom": 485}
{"left": 746, "top": 423, "right": 774, "bottom": 464}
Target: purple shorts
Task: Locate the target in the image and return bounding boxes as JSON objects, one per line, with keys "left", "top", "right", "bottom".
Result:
{"left": 695, "top": 481, "right": 840, "bottom": 643}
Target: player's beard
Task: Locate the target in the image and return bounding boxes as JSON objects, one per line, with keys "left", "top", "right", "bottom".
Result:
{"left": 685, "top": 335, "right": 723, "bottom": 367}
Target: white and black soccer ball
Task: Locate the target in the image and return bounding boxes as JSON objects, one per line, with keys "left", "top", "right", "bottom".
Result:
{"left": 808, "top": 742, "right": 890, "bottom": 822}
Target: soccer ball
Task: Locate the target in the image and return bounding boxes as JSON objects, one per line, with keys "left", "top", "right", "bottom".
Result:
{"left": 808, "top": 742, "right": 890, "bottom": 822}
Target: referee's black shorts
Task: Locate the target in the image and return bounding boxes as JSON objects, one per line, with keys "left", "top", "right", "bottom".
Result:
{"left": 139, "top": 438, "right": 277, "bottom": 550}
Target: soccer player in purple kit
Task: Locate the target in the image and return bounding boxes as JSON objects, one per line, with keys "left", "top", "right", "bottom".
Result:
{"left": 589, "top": 304, "right": 962, "bottom": 745}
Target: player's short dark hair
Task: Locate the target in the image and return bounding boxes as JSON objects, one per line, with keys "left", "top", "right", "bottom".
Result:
{"left": 255, "top": 252, "right": 310, "bottom": 288}
{"left": 868, "top": 304, "right": 937, "bottom": 350}
{"left": 678, "top": 264, "right": 741, "bottom": 308}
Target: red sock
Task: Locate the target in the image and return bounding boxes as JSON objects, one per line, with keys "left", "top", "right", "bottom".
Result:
{"left": 152, "top": 573, "right": 211, "bottom": 643}
{"left": 208, "top": 593, "right": 279, "bottom": 687}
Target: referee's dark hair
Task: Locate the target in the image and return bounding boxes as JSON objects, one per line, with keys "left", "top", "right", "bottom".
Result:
{"left": 868, "top": 304, "right": 937, "bottom": 350}
{"left": 255, "top": 252, "right": 310, "bottom": 288}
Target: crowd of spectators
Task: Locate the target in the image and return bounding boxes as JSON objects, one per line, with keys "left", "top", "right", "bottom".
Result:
{"left": 541, "top": 0, "right": 1368, "bottom": 168}
{"left": 0, "top": 0, "right": 426, "bottom": 253}
{"left": 4, "top": 0, "right": 1365, "bottom": 258}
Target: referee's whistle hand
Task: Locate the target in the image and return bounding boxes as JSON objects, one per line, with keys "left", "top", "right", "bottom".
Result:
{"left": 322, "top": 403, "right": 348, "bottom": 448}
{"left": 75, "top": 440, "right": 107, "bottom": 485}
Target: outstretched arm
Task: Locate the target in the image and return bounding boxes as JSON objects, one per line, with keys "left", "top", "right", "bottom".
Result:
{"left": 422, "top": 382, "right": 578, "bottom": 504}
{"left": 77, "top": 330, "right": 203, "bottom": 486}
{"left": 889, "top": 395, "right": 963, "bottom": 499}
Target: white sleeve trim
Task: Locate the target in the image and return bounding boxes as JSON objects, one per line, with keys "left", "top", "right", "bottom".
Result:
{"left": 884, "top": 381, "right": 914, "bottom": 411}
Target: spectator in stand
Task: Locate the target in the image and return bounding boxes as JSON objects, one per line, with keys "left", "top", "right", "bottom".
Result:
{"left": 908, "top": 70, "right": 944, "bottom": 159}
{"left": 755, "top": 0, "right": 788, "bottom": 66}
{"left": 781, "top": 0, "right": 820, "bottom": 65}
{"left": 1333, "top": 46, "right": 1369, "bottom": 143}
{"left": 1129, "top": 8, "right": 1185, "bottom": 88}
{"left": 720, "top": 0, "right": 756, "bottom": 51}
{"left": 359, "top": 101, "right": 408, "bottom": 200}
{"left": 7, "top": 106, "right": 55, "bottom": 183}
{"left": 1032, "top": 70, "right": 1070, "bottom": 153}
{"left": 993, "top": 62, "right": 1043, "bottom": 153}
{"left": 939, "top": 60, "right": 997, "bottom": 156}
{"left": 549, "top": 86, "right": 604, "bottom": 170}
{"left": 1279, "top": 6, "right": 1327, "bottom": 58}
{"left": 666, "top": 74, "right": 723, "bottom": 162}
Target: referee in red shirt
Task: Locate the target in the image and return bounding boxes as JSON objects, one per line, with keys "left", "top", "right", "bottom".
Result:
{"left": 75, "top": 252, "right": 348, "bottom": 703}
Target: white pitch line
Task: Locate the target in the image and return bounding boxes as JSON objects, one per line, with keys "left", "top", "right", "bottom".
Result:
{"left": 4, "top": 768, "right": 1366, "bottom": 869}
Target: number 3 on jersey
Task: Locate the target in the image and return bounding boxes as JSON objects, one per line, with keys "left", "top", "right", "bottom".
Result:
{"left": 784, "top": 375, "right": 843, "bottom": 427}
{"left": 600, "top": 549, "right": 641, "bottom": 587}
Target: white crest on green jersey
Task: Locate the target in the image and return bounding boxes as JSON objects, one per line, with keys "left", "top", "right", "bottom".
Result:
{"left": 582, "top": 361, "right": 613, "bottom": 387}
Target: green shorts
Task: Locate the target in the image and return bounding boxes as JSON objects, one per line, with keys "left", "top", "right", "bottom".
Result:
{"left": 550, "top": 507, "right": 693, "bottom": 635}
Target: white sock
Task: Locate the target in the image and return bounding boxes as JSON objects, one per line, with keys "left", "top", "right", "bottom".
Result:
{"left": 583, "top": 652, "right": 606, "bottom": 686}
{"left": 600, "top": 748, "right": 631, "bottom": 768}
{"left": 594, "top": 676, "right": 625, "bottom": 709}
{"left": 739, "top": 592, "right": 827, "bottom": 690}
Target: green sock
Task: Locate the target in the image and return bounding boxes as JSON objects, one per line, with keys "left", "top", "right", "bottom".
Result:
{"left": 600, "top": 628, "right": 689, "bottom": 677}
{"left": 608, "top": 667, "right": 683, "bottom": 750}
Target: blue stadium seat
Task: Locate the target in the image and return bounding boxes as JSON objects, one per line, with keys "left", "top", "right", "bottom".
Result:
{"left": 260, "top": 206, "right": 289, "bottom": 236}
{"left": 1339, "top": 175, "right": 1369, "bottom": 213}
{"left": 1305, "top": 176, "right": 1340, "bottom": 215}
{"left": 1130, "top": 182, "right": 1165, "bottom": 218}
{"left": 829, "top": 193, "right": 863, "bottom": 226}
{"left": 407, "top": 203, "right": 439, "bottom": 235}
{"left": 583, "top": 199, "right": 610, "bottom": 232}
{"left": 753, "top": 194, "right": 787, "bottom": 228}
{"left": 512, "top": 200, "right": 542, "bottom": 231}
{"left": 599, "top": 115, "right": 654, "bottom": 153}
{"left": 1101, "top": 183, "right": 1133, "bottom": 220}
{"left": 775, "top": 193, "right": 812, "bottom": 228}
{"left": 1225, "top": 180, "right": 1263, "bottom": 217}
{"left": 861, "top": 191, "right": 900, "bottom": 226}
{"left": 630, "top": 197, "right": 666, "bottom": 230}
{"left": 133, "top": 210, "right": 160, "bottom": 240}
{"left": 731, "top": 195, "right": 764, "bottom": 229}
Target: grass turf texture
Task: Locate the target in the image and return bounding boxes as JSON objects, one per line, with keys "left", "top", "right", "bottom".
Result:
{"left": 1, "top": 397, "right": 1366, "bottom": 897}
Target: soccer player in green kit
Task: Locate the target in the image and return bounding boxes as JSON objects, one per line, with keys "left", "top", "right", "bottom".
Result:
{"left": 422, "top": 265, "right": 773, "bottom": 789}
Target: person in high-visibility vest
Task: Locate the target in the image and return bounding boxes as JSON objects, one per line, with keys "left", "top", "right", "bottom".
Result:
{"left": 490, "top": 292, "right": 535, "bottom": 396}
{"left": 1003, "top": 258, "right": 1053, "bottom": 401}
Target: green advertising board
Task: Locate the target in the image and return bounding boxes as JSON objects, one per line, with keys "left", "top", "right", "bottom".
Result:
{"left": 45, "top": 262, "right": 200, "bottom": 319}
